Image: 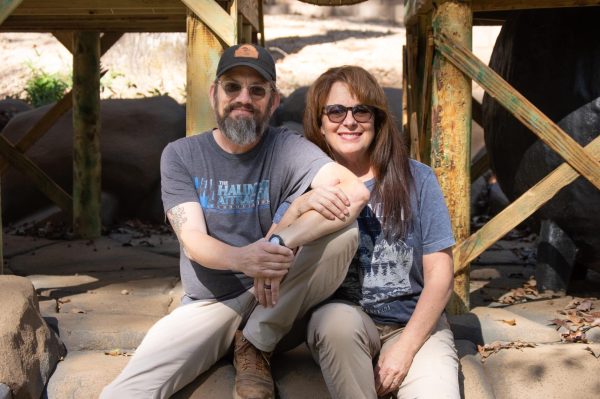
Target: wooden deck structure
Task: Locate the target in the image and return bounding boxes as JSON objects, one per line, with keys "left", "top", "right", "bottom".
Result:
{"left": 403, "top": 0, "right": 600, "bottom": 313}
{"left": 0, "top": 0, "right": 263, "bottom": 251}
{"left": 2, "top": 0, "right": 599, "bottom": 315}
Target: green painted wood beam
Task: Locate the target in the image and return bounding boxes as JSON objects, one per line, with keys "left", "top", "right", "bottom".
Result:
{"left": 435, "top": 31, "right": 600, "bottom": 191}
{"left": 0, "top": 0, "right": 23, "bottom": 25}
{"left": 454, "top": 135, "right": 600, "bottom": 275}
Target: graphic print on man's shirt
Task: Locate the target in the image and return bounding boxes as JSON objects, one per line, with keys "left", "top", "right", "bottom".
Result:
{"left": 194, "top": 177, "right": 270, "bottom": 213}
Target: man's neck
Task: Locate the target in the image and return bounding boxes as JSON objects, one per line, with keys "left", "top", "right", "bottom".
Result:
{"left": 212, "top": 128, "right": 263, "bottom": 154}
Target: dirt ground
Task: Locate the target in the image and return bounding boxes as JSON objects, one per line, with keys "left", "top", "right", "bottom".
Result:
{"left": 0, "top": 13, "right": 500, "bottom": 103}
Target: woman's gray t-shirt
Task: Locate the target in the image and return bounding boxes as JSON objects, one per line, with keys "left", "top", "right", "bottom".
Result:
{"left": 160, "top": 127, "right": 331, "bottom": 302}
{"left": 334, "top": 160, "right": 455, "bottom": 325}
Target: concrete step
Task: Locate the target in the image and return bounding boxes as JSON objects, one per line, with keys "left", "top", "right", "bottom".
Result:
{"left": 8, "top": 237, "right": 178, "bottom": 275}
{"left": 45, "top": 351, "right": 129, "bottom": 398}
{"left": 449, "top": 306, "right": 561, "bottom": 345}
{"left": 45, "top": 313, "right": 160, "bottom": 351}
{"left": 482, "top": 343, "right": 600, "bottom": 399}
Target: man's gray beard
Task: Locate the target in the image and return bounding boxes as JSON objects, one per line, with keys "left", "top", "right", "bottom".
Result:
{"left": 218, "top": 115, "right": 260, "bottom": 146}
{"left": 214, "top": 89, "right": 274, "bottom": 146}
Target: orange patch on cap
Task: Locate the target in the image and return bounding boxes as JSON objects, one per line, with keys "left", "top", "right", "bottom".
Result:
{"left": 234, "top": 44, "right": 259, "bottom": 59}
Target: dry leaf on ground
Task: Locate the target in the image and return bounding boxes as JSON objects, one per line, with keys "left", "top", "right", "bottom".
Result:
{"left": 584, "top": 346, "right": 600, "bottom": 358}
{"left": 104, "top": 348, "right": 132, "bottom": 357}
{"left": 497, "top": 319, "right": 517, "bottom": 326}
{"left": 497, "top": 277, "right": 549, "bottom": 304}
{"left": 477, "top": 341, "right": 536, "bottom": 362}
{"left": 550, "top": 298, "right": 598, "bottom": 343}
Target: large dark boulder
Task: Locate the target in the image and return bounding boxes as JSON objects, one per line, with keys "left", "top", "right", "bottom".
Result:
{"left": 1, "top": 96, "right": 185, "bottom": 225}
{"left": 0, "top": 99, "right": 31, "bottom": 132}
{"left": 482, "top": 8, "right": 600, "bottom": 283}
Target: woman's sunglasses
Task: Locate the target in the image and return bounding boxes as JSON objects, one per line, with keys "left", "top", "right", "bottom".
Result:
{"left": 218, "top": 80, "right": 272, "bottom": 100}
{"left": 323, "top": 104, "right": 376, "bottom": 123}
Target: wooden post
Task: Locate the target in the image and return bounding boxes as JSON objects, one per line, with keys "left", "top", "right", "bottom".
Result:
{"left": 1, "top": 181, "right": 3, "bottom": 275}
{"left": 186, "top": 10, "right": 226, "bottom": 136}
{"left": 72, "top": 31, "right": 101, "bottom": 239}
{"left": 431, "top": 0, "right": 472, "bottom": 314}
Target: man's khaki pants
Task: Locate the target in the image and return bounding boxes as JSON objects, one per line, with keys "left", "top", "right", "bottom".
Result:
{"left": 307, "top": 301, "right": 460, "bottom": 399}
{"left": 100, "top": 223, "right": 357, "bottom": 399}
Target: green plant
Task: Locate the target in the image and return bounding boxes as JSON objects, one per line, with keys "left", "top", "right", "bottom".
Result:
{"left": 24, "top": 69, "right": 71, "bottom": 107}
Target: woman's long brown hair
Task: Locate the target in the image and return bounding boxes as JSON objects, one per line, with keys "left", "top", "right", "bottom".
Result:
{"left": 304, "top": 65, "right": 413, "bottom": 239}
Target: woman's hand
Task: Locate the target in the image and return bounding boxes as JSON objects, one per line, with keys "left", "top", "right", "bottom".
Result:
{"left": 294, "top": 181, "right": 351, "bottom": 221}
{"left": 374, "top": 344, "right": 414, "bottom": 397}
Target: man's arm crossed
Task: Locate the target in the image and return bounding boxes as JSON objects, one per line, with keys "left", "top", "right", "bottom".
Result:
{"left": 167, "top": 202, "right": 293, "bottom": 278}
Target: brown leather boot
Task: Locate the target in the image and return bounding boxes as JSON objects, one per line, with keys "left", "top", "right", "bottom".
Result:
{"left": 233, "top": 330, "right": 274, "bottom": 399}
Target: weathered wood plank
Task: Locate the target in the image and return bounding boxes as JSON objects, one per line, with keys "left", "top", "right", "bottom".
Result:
{"left": 238, "top": 0, "right": 259, "bottom": 30}
{"left": 0, "top": 182, "right": 3, "bottom": 274}
{"left": 52, "top": 31, "right": 73, "bottom": 53}
{"left": 182, "top": 0, "right": 235, "bottom": 46}
{"left": 431, "top": 0, "right": 472, "bottom": 315}
{"left": 0, "top": 92, "right": 72, "bottom": 175}
{"left": 471, "top": 96, "right": 482, "bottom": 126}
{"left": 418, "top": 28, "right": 434, "bottom": 163}
{"left": 472, "top": 0, "right": 600, "bottom": 12}
{"left": 100, "top": 32, "right": 124, "bottom": 55}
{"left": 0, "top": 135, "right": 72, "bottom": 214}
{"left": 435, "top": 32, "right": 600, "bottom": 191}
{"left": 0, "top": 0, "right": 22, "bottom": 25}
{"left": 405, "top": 27, "right": 420, "bottom": 160}
{"left": 12, "top": 7, "right": 186, "bottom": 15}
{"left": 257, "top": 0, "right": 264, "bottom": 46}
{"left": 470, "top": 150, "right": 489, "bottom": 182}
{"left": 186, "top": 10, "right": 224, "bottom": 136}
{"left": 454, "top": 135, "right": 600, "bottom": 275}
{"left": 1, "top": 15, "right": 186, "bottom": 32}
{"left": 402, "top": 45, "right": 409, "bottom": 147}
{"left": 72, "top": 31, "right": 101, "bottom": 238}
{"left": 404, "top": 0, "right": 432, "bottom": 27}
{"left": 14, "top": 0, "right": 185, "bottom": 11}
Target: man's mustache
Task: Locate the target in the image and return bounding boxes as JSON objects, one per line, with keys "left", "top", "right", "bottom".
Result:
{"left": 225, "top": 103, "right": 255, "bottom": 115}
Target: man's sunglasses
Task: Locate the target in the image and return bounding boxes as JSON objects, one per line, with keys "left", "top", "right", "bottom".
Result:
{"left": 323, "top": 104, "right": 376, "bottom": 123}
{"left": 217, "top": 80, "right": 272, "bottom": 100}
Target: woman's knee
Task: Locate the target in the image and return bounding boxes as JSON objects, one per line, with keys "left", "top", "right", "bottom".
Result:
{"left": 307, "top": 302, "right": 373, "bottom": 350}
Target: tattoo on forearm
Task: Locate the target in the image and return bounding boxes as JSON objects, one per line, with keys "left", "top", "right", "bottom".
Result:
{"left": 168, "top": 206, "right": 187, "bottom": 235}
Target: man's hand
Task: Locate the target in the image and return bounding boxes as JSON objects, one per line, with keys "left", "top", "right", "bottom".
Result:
{"left": 374, "top": 344, "right": 413, "bottom": 397}
{"left": 253, "top": 275, "right": 284, "bottom": 308}
{"left": 234, "top": 239, "right": 294, "bottom": 278}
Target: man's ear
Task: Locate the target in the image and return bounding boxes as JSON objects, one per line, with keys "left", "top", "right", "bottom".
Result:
{"left": 209, "top": 83, "right": 216, "bottom": 110}
{"left": 269, "top": 90, "right": 281, "bottom": 116}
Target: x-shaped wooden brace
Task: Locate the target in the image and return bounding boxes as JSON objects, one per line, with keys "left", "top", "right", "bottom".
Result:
{"left": 433, "top": 33, "right": 600, "bottom": 274}
{"left": 0, "top": 32, "right": 122, "bottom": 214}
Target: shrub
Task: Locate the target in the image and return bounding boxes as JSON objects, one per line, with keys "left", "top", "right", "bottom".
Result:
{"left": 24, "top": 70, "right": 70, "bottom": 107}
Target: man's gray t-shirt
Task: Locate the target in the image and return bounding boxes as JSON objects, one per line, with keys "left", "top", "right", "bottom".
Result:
{"left": 161, "top": 126, "right": 331, "bottom": 302}
{"left": 334, "top": 160, "right": 455, "bottom": 325}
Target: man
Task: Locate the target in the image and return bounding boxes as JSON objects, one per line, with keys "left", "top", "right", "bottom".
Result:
{"left": 101, "top": 44, "right": 369, "bottom": 399}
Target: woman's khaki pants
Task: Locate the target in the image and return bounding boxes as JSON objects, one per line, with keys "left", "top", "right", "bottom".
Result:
{"left": 307, "top": 301, "right": 460, "bottom": 399}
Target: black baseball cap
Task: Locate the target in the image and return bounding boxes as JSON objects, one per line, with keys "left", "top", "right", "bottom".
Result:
{"left": 216, "top": 44, "right": 276, "bottom": 82}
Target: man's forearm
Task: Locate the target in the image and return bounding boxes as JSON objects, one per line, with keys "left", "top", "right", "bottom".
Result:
{"left": 272, "top": 180, "right": 369, "bottom": 248}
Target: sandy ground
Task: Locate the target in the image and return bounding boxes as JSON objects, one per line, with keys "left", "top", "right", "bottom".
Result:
{"left": 0, "top": 13, "right": 501, "bottom": 103}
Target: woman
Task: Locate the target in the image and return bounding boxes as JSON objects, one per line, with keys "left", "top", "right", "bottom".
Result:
{"left": 277, "top": 66, "right": 459, "bottom": 399}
